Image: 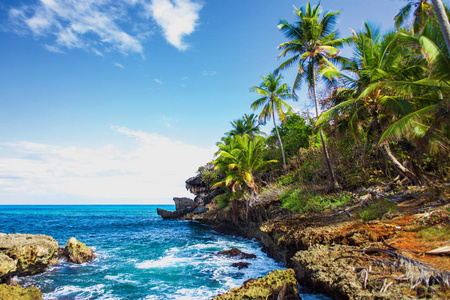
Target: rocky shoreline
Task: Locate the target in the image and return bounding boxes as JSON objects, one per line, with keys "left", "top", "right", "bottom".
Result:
{"left": 158, "top": 174, "right": 450, "bottom": 299}
{"left": 0, "top": 234, "right": 95, "bottom": 299}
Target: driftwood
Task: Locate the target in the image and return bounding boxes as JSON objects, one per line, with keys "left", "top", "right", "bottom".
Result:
{"left": 337, "top": 246, "right": 450, "bottom": 289}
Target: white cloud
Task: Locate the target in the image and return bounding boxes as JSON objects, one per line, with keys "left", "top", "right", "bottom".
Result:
{"left": 114, "top": 62, "right": 124, "bottom": 68}
{"left": 146, "top": 0, "right": 202, "bottom": 50}
{"left": 6, "top": 0, "right": 203, "bottom": 55}
{"left": 154, "top": 78, "right": 164, "bottom": 84}
{"left": 202, "top": 70, "right": 217, "bottom": 76}
{"left": 0, "top": 127, "right": 215, "bottom": 204}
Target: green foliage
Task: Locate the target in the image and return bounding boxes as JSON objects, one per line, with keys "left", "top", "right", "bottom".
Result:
{"left": 359, "top": 198, "right": 398, "bottom": 221}
{"left": 280, "top": 188, "right": 353, "bottom": 215}
{"left": 419, "top": 226, "right": 450, "bottom": 241}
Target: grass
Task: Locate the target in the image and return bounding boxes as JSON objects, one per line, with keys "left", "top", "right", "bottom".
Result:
{"left": 359, "top": 198, "right": 398, "bottom": 221}
{"left": 279, "top": 188, "right": 353, "bottom": 215}
{"left": 419, "top": 226, "right": 450, "bottom": 242}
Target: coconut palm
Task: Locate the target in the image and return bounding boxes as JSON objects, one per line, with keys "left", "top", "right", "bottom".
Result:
{"left": 250, "top": 73, "right": 293, "bottom": 173}
{"left": 276, "top": 1, "right": 348, "bottom": 189}
{"left": 212, "top": 134, "right": 276, "bottom": 222}
{"left": 395, "top": 0, "right": 435, "bottom": 33}
{"left": 317, "top": 24, "right": 428, "bottom": 182}
{"left": 430, "top": 0, "right": 450, "bottom": 53}
{"left": 226, "top": 113, "right": 263, "bottom": 138}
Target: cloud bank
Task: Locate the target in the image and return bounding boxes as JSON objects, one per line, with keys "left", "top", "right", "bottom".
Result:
{"left": 7, "top": 0, "right": 203, "bottom": 55}
{"left": 0, "top": 127, "right": 216, "bottom": 204}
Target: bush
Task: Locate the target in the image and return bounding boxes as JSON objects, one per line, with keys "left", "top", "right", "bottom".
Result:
{"left": 280, "top": 188, "right": 353, "bottom": 215}
{"left": 359, "top": 198, "right": 397, "bottom": 221}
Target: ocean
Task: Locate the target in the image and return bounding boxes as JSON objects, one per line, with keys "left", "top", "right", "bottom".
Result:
{"left": 0, "top": 205, "right": 330, "bottom": 300}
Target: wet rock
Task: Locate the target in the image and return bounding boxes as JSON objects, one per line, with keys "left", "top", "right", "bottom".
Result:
{"left": 0, "top": 284, "right": 42, "bottom": 300}
{"left": 0, "top": 233, "right": 58, "bottom": 277}
{"left": 0, "top": 253, "right": 17, "bottom": 283}
{"left": 61, "top": 237, "right": 95, "bottom": 264}
{"left": 193, "top": 206, "right": 208, "bottom": 214}
{"left": 213, "top": 269, "right": 300, "bottom": 300}
{"left": 156, "top": 208, "right": 177, "bottom": 219}
{"left": 216, "top": 248, "right": 256, "bottom": 259}
{"left": 231, "top": 262, "right": 251, "bottom": 269}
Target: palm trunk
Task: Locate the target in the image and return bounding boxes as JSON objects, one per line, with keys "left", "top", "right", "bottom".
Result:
{"left": 312, "top": 66, "right": 340, "bottom": 190}
{"left": 431, "top": 0, "right": 450, "bottom": 53}
{"left": 272, "top": 109, "right": 287, "bottom": 174}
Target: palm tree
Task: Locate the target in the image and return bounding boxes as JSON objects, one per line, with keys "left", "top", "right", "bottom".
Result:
{"left": 395, "top": 0, "right": 435, "bottom": 33}
{"left": 250, "top": 73, "right": 293, "bottom": 173}
{"left": 430, "top": 0, "right": 450, "bottom": 53}
{"left": 226, "top": 113, "right": 263, "bottom": 138}
{"left": 212, "top": 134, "right": 276, "bottom": 223}
{"left": 317, "top": 24, "right": 426, "bottom": 182}
{"left": 276, "top": 1, "right": 347, "bottom": 189}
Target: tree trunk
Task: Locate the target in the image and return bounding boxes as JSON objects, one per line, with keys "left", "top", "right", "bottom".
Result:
{"left": 272, "top": 109, "right": 287, "bottom": 174}
{"left": 431, "top": 0, "right": 450, "bottom": 53}
{"left": 312, "top": 66, "right": 340, "bottom": 190}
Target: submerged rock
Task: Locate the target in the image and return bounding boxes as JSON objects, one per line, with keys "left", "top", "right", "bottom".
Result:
{"left": 231, "top": 262, "right": 251, "bottom": 269}
{"left": 60, "top": 237, "right": 95, "bottom": 264}
{"left": 216, "top": 248, "right": 256, "bottom": 259}
{"left": 0, "top": 233, "right": 58, "bottom": 279}
{"left": 0, "top": 284, "right": 42, "bottom": 300}
{"left": 213, "top": 269, "right": 300, "bottom": 300}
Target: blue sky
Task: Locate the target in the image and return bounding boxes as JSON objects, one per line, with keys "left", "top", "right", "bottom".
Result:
{"left": 0, "top": 0, "right": 411, "bottom": 204}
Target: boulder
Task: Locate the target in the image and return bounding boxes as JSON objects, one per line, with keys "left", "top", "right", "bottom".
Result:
{"left": 174, "top": 197, "right": 196, "bottom": 211}
{"left": 0, "top": 233, "right": 58, "bottom": 277}
{"left": 0, "top": 284, "right": 42, "bottom": 300}
{"left": 156, "top": 208, "right": 178, "bottom": 219}
{"left": 0, "top": 253, "right": 17, "bottom": 283}
{"left": 216, "top": 248, "right": 256, "bottom": 259}
{"left": 193, "top": 206, "right": 208, "bottom": 214}
{"left": 61, "top": 237, "right": 95, "bottom": 264}
{"left": 230, "top": 262, "right": 251, "bottom": 269}
{"left": 213, "top": 269, "right": 300, "bottom": 300}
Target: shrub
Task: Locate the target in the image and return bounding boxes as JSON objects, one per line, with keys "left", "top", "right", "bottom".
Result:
{"left": 359, "top": 198, "right": 397, "bottom": 221}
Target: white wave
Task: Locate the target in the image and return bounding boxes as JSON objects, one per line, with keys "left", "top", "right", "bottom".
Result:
{"left": 43, "top": 284, "right": 110, "bottom": 300}
{"left": 135, "top": 255, "right": 191, "bottom": 269}
{"left": 104, "top": 274, "right": 139, "bottom": 285}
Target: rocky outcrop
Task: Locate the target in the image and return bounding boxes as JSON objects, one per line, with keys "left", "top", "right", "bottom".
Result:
{"left": 213, "top": 269, "right": 300, "bottom": 300}
{"left": 216, "top": 248, "right": 257, "bottom": 259}
{"left": 60, "top": 237, "right": 95, "bottom": 264}
{"left": 0, "top": 284, "right": 42, "bottom": 300}
{"left": 0, "top": 233, "right": 58, "bottom": 282}
{"left": 185, "top": 165, "right": 224, "bottom": 206}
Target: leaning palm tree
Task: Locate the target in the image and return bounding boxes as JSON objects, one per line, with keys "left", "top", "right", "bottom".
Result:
{"left": 250, "top": 73, "right": 293, "bottom": 173}
{"left": 276, "top": 1, "right": 347, "bottom": 189}
{"left": 430, "top": 0, "right": 450, "bottom": 53}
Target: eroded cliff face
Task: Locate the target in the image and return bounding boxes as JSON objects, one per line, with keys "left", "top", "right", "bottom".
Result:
{"left": 185, "top": 171, "right": 224, "bottom": 207}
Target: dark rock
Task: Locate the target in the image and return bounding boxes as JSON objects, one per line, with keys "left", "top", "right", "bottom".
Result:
{"left": 60, "top": 237, "right": 95, "bottom": 264}
{"left": 193, "top": 206, "right": 208, "bottom": 214}
{"left": 231, "top": 262, "right": 251, "bottom": 269}
{"left": 216, "top": 248, "right": 256, "bottom": 259}
{"left": 213, "top": 269, "right": 300, "bottom": 300}
{"left": 157, "top": 208, "right": 177, "bottom": 219}
{"left": 174, "top": 197, "right": 196, "bottom": 211}
{"left": 185, "top": 166, "right": 225, "bottom": 206}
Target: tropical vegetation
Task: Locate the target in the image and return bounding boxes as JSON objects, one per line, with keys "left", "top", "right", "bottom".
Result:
{"left": 198, "top": 0, "right": 449, "bottom": 221}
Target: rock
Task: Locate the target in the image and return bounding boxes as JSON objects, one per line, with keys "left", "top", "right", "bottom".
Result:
{"left": 216, "top": 248, "right": 256, "bottom": 259}
{"left": 0, "top": 284, "right": 42, "bottom": 300}
{"left": 0, "top": 233, "right": 58, "bottom": 278}
{"left": 193, "top": 206, "right": 208, "bottom": 214}
{"left": 213, "top": 269, "right": 300, "bottom": 300}
{"left": 61, "top": 237, "right": 95, "bottom": 264}
{"left": 156, "top": 208, "right": 178, "bottom": 220}
{"left": 231, "top": 262, "right": 251, "bottom": 269}
{"left": 0, "top": 253, "right": 17, "bottom": 283}
{"left": 174, "top": 197, "right": 196, "bottom": 212}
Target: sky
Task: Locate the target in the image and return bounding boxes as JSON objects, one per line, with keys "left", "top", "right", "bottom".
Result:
{"left": 0, "top": 0, "right": 414, "bottom": 204}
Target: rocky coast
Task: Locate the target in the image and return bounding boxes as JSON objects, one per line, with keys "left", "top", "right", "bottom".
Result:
{"left": 158, "top": 172, "right": 450, "bottom": 299}
{"left": 0, "top": 234, "right": 95, "bottom": 299}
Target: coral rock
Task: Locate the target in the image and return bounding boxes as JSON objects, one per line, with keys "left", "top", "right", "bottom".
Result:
{"left": 62, "top": 237, "right": 95, "bottom": 264}
{"left": 0, "top": 284, "right": 42, "bottom": 300}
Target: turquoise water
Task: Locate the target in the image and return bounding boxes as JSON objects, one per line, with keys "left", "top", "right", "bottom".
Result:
{"left": 0, "top": 205, "right": 330, "bottom": 300}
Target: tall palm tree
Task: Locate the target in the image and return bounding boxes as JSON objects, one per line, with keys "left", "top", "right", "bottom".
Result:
{"left": 317, "top": 24, "right": 426, "bottom": 182}
{"left": 212, "top": 134, "right": 276, "bottom": 222}
{"left": 276, "top": 1, "right": 347, "bottom": 189}
{"left": 250, "top": 73, "right": 293, "bottom": 173}
{"left": 430, "top": 0, "right": 450, "bottom": 53}
{"left": 395, "top": 0, "right": 435, "bottom": 33}
{"left": 226, "top": 113, "right": 263, "bottom": 138}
